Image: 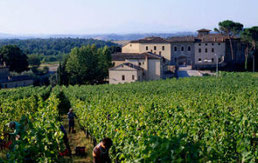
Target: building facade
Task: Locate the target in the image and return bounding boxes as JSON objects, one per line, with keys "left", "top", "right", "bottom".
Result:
{"left": 0, "top": 65, "right": 33, "bottom": 89}
{"left": 109, "top": 63, "right": 143, "bottom": 84}
{"left": 167, "top": 29, "right": 245, "bottom": 69}
{"left": 122, "top": 37, "right": 172, "bottom": 62}
{"left": 109, "top": 28, "right": 246, "bottom": 84}
{"left": 167, "top": 36, "right": 195, "bottom": 66}
{"left": 109, "top": 52, "right": 165, "bottom": 84}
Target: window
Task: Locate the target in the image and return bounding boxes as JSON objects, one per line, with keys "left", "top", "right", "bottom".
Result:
{"left": 146, "top": 46, "right": 148, "bottom": 50}
{"left": 199, "top": 48, "right": 201, "bottom": 53}
{"left": 132, "top": 75, "right": 135, "bottom": 80}
{"left": 159, "top": 51, "right": 161, "bottom": 55}
{"left": 199, "top": 43, "right": 201, "bottom": 46}
{"left": 188, "top": 46, "right": 191, "bottom": 51}
{"left": 212, "top": 43, "right": 214, "bottom": 46}
{"left": 122, "top": 75, "right": 125, "bottom": 81}
{"left": 218, "top": 43, "right": 221, "bottom": 46}
{"left": 130, "top": 44, "right": 132, "bottom": 47}
{"left": 212, "top": 48, "right": 214, "bottom": 53}
{"left": 174, "top": 46, "right": 177, "bottom": 51}
{"left": 154, "top": 46, "right": 157, "bottom": 50}
{"left": 181, "top": 46, "right": 184, "bottom": 51}
{"left": 154, "top": 52, "right": 156, "bottom": 54}
{"left": 162, "top": 46, "right": 165, "bottom": 50}
{"left": 198, "top": 58, "right": 202, "bottom": 62}
{"left": 151, "top": 50, "right": 153, "bottom": 53}
{"left": 175, "top": 58, "right": 177, "bottom": 62}
{"left": 139, "top": 62, "right": 141, "bottom": 66}
{"left": 212, "top": 58, "right": 214, "bottom": 62}
{"left": 205, "top": 43, "right": 208, "bottom": 46}
{"left": 205, "top": 48, "right": 208, "bottom": 53}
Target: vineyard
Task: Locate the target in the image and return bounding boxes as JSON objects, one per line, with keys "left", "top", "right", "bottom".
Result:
{"left": 62, "top": 72, "right": 258, "bottom": 162}
{"left": 0, "top": 86, "right": 64, "bottom": 162}
{"left": 0, "top": 72, "right": 258, "bottom": 162}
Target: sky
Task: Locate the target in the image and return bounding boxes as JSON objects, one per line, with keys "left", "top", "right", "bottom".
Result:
{"left": 0, "top": 0, "right": 257, "bottom": 35}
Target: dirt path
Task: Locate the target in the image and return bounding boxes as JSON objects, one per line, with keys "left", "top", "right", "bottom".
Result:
{"left": 61, "top": 115, "right": 93, "bottom": 163}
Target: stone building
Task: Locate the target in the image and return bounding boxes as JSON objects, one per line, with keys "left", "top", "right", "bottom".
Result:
{"left": 109, "top": 28, "right": 246, "bottom": 84}
{"left": 122, "top": 37, "right": 172, "bottom": 62}
{"left": 109, "top": 52, "right": 165, "bottom": 84}
{"left": 167, "top": 29, "right": 245, "bottom": 69}
{"left": 0, "top": 64, "right": 33, "bottom": 89}
{"left": 109, "top": 63, "right": 144, "bottom": 84}
{"left": 167, "top": 36, "right": 195, "bottom": 66}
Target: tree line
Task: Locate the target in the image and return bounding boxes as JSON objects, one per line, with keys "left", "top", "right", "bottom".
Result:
{"left": 214, "top": 20, "right": 258, "bottom": 71}
{"left": 0, "top": 39, "right": 119, "bottom": 86}
{"left": 0, "top": 38, "right": 117, "bottom": 56}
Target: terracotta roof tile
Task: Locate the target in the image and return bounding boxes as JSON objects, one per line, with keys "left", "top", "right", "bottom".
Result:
{"left": 109, "top": 62, "right": 143, "bottom": 71}
{"left": 130, "top": 37, "right": 169, "bottom": 43}
{"left": 166, "top": 36, "right": 196, "bottom": 43}
{"left": 112, "top": 52, "right": 162, "bottom": 61}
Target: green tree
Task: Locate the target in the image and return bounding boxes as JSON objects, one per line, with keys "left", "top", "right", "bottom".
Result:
{"left": 214, "top": 20, "right": 243, "bottom": 60}
{"left": 28, "top": 55, "right": 41, "bottom": 68}
{"left": 241, "top": 26, "right": 258, "bottom": 71}
{"left": 64, "top": 45, "right": 112, "bottom": 85}
{"left": 65, "top": 45, "right": 99, "bottom": 85}
{"left": 0, "top": 45, "right": 29, "bottom": 73}
{"left": 96, "top": 46, "right": 112, "bottom": 83}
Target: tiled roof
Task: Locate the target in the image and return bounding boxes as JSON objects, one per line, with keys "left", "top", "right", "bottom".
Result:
{"left": 130, "top": 37, "right": 169, "bottom": 43}
{"left": 167, "top": 34, "right": 239, "bottom": 43}
{"left": 109, "top": 62, "right": 143, "bottom": 71}
{"left": 10, "top": 75, "right": 33, "bottom": 81}
{"left": 0, "top": 75, "right": 33, "bottom": 83}
{"left": 112, "top": 52, "right": 162, "bottom": 61}
{"left": 166, "top": 36, "right": 196, "bottom": 43}
{"left": 196, "top": 34, "right": 229, "bottom": 43}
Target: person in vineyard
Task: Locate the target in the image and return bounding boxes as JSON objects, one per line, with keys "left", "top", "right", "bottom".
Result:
{"left": 60, "top": 124, "right": 72, "bottom": 156}
{"left": 7, "top": 121, "right": 22, "bottom": 141}
{"left": 93, "top": 138, "right": 113, "bottom": 163}
{"left": 67, "top": 108, "right": 77, "bottom": 133}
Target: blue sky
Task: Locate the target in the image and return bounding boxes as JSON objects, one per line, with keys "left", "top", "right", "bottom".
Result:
{"left": 0, "top": 0, "right": 257, "bottom": 34}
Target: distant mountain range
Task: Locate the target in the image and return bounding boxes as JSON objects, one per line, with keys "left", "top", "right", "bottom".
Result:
{"left": 0, "top": 32, "right": 196, "bottom": 41}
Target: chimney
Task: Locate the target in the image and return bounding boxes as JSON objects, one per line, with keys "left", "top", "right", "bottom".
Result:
{"left": 197, "top": 29, "right": 211, "bottom": 37}
{"left": 144, "top": 54, "right": 148, "bottom": 80}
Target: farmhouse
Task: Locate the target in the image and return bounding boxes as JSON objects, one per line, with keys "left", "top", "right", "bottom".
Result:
{"left": 122, "top": 37, "right": 172, "bottom": 62}
{"left": 168, "top": 29, "right": 245, "bottom": 69}
{"left": 109, "top": 29, "right": 245, "bottom": 84}
{"left": 109, "top": 52, "right": 166, "bottom": 84}
{"left": 0, "top": 64, "right": 33, "bottom": 88}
